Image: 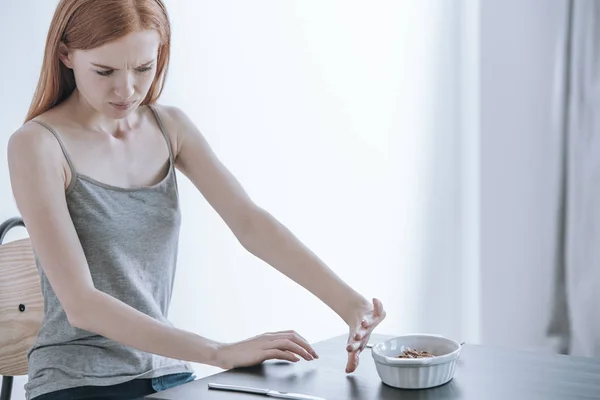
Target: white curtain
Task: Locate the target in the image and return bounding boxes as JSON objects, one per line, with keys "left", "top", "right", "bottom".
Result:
{"left": 547, "top": 0, "right": 600, "bottom": 358}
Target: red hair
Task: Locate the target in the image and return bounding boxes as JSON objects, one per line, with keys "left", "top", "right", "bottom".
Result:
{"left": 25, "top": 0, "right": 171, "bottom": 122}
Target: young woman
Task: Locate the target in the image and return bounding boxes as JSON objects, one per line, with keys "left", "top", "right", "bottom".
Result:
{"left": 7, "top": 1, "right": 386, "bottom": 399}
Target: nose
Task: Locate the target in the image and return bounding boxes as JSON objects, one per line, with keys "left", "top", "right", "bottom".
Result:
{"left": 114, "top": 71, "right": 135, "bottom": 100}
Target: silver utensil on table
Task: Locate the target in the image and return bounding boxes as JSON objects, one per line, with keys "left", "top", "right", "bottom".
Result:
{"left": 208, "top": 382, "right": 326, "bottom": 400}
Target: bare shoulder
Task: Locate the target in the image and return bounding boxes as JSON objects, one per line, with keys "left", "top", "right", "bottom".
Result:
{"left": 151, "top": 103, "right": 190, "bottom": 123}
{"left": 149, "top": 103, "right": 199, "bottom": 157}
{"left": 8, "top": 121, "right": 64, "bottom": 167}
{"left": 8, "top": 120, "right": 69, "bottom": 190}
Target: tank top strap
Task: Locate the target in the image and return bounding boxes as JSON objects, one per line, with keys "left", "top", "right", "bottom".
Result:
{"left": 30, "top": 119, "right": 78, "bottom": 178}
{"left": 147, "top": 104, "right": 175, "bottom": 167}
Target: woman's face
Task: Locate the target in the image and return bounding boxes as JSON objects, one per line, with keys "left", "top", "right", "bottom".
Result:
{"left": 60, "top": 29, "right": 161, "bottom": 119}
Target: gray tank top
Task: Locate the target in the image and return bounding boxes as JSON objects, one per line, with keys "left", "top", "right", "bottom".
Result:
{"left": 24, "top": 105, "right": 194, "bottom": 400}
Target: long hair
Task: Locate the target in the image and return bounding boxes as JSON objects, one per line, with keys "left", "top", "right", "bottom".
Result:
{"left": 24, "top": 0, "right": 171, "bottom": 122}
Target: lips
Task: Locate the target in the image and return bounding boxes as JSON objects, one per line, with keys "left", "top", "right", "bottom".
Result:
{"left": 110, "top": 101, "right": 136, "bottom": 110}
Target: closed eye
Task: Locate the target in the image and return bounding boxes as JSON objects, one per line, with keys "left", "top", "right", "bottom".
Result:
{"left": 95, "top": 65, "right": 153, "bottom": 77}
{"left": 96, "top": 70, "right": 114, "bottom": 77}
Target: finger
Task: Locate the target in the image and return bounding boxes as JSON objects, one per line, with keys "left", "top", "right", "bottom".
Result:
{"left": 264, "top": 331, "right": 317, "bottom": 358}
{"left": 373, "top": 298, "right": 384, "bottom": 317}
{"left": 361, "top": 299, "right": 386, "bottom": 329}
{"left": 347, "top": 326, "right": 369, "bottom": 352}
{"left": 362, "top": 317, "right": 382, "bottom": 331}
{"left": 345, "top": 351, "right": 360, "bottom": 373}
{"left": 348, "top": 323, "right": 367, "bottom": 344}
{"left": 362, "top": 310, "right": 386, "bottom": 331}
{"left": 347, "top": 336, "right": 370, "bottom": 353}
{"left": 358, "top": 334, "right": 370, "bottom": 352}
{"left": 284, "top": 331, "right": 318, "bottom": 357}
{"left": 271, "top": 339, "right": 314, "bottom": 361}
{"left": 361, "top": 314, "right": 380, "bottom": 328}
{"left": 276, "top": 332, "right": 319, "bottom": 359}
{"left": 264, "top": 349, "right": 300, "bottom": 363}
{"left": 347, "top": 340, "right": 361, "bottom": 352}
{"left": 278, "top": 330, "right": 310, "bottom": 345}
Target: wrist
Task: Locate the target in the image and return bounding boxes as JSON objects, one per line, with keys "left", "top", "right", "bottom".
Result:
{"left": 193, "top": 335, "right": 226, "bottom": 368}
{"left": 339, "top": 291, "right": 370, "bottom": 326}
{"left": 212, "top": 341, "right": 233, "bottom": 370}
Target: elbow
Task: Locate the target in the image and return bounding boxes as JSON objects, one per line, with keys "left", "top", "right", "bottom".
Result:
{"left": 233, "top": 206, "right": 262, "bottom": 245}
{"left": 66, "top": 308, "right": 87, "bottom": 329}
{"left": 236, "top": 206, "right": 271, "bottom": 253}
{"left": 64, "top": 290, "right": 97, "bottom": 330}
{"left": 66, "top": 312, "right": 84, "bottom": 330}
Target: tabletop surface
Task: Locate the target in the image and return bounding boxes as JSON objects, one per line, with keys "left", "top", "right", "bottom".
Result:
{"left": 144, "top": 333, "right": 600, "bottom": 400}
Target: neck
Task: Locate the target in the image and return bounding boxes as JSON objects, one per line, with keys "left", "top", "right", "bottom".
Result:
{"left": 64, "top": 89, "right": 141, "bottom": 137}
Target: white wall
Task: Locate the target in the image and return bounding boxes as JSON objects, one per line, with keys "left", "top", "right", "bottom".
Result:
{"left": 480, "top": 0, "right": 569, "bottom": 351}
{"left": 1, "top": 1, "right": 469, "bottom": 399}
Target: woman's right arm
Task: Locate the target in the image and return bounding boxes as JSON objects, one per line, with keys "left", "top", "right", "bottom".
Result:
{"left": 7, "top": 123, "right": 316, "bottom": 369}
{"left": 7, "top": 123, "right": 225, "bottom": 365}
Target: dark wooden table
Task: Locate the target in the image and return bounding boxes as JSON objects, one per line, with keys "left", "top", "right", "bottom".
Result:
{"left": 145, "top": 333, "right": 600, "bottom": 399}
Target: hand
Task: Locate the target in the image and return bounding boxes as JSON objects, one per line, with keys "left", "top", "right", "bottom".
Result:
{"left": 215, "top": 330, "right": 319, "bottom": 370}
{"left": 344, "top": 297, "right": 386, "bottom": 373}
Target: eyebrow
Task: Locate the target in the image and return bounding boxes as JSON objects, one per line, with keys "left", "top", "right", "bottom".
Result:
{"left": 90, "top": 60, "right": 155, "bottom": 70}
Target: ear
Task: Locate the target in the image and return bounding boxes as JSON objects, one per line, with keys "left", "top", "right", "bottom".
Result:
{"left": 58, "top": 42, "right": 74, "bottom": 69}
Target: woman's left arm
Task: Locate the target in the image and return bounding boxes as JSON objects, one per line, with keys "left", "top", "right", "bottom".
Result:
{"left": 236, "top": 207, "right": 387, "bottom": 373}
{"left": 160, "top": 104, "right": 386, "bottom": 373}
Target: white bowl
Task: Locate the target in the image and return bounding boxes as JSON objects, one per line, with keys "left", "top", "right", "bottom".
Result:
{"left": 371, "top": 334, "right": 461, "bottom": 389}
